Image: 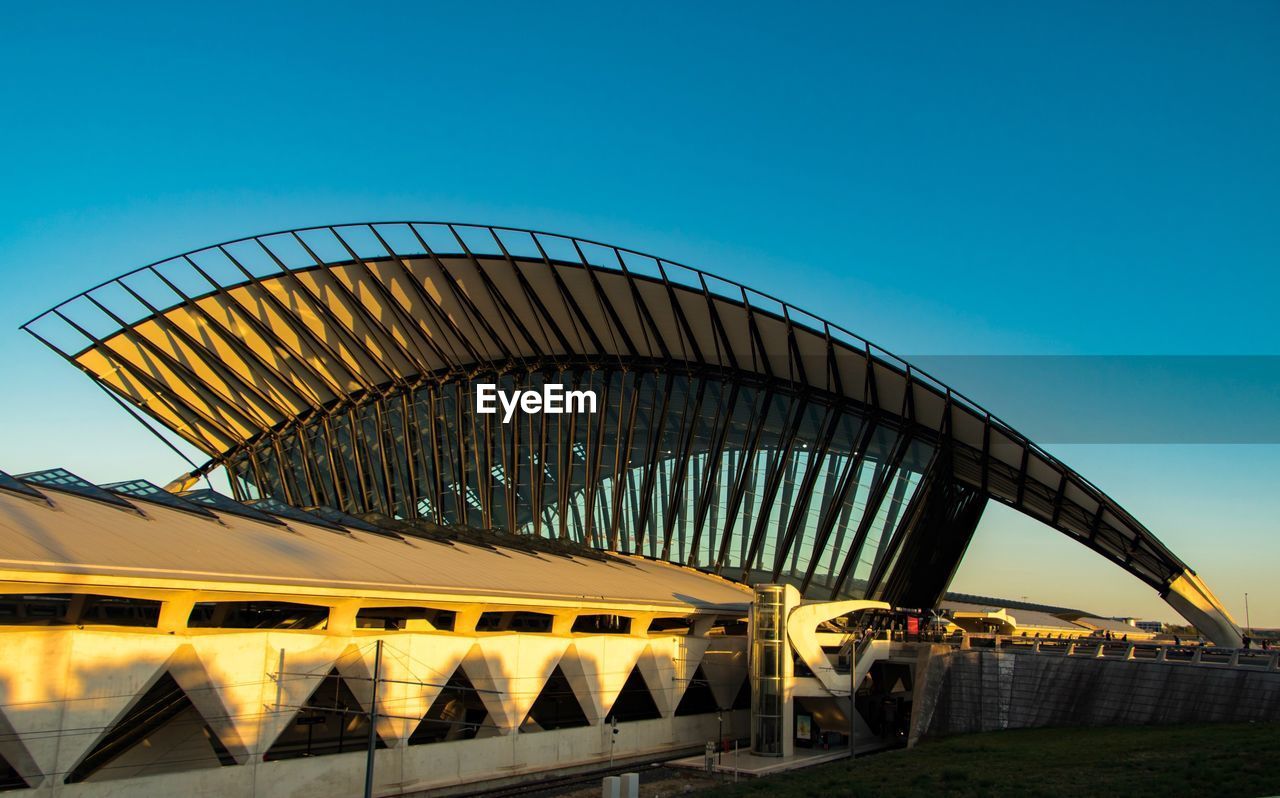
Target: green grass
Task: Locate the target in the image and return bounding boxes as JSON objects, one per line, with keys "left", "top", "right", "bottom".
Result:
{"left": 705, "top": 723, "right": 1280, "bottom": 798}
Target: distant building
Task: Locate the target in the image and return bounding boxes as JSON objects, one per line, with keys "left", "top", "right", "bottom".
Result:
{"left": 1068, "top": 616, "right": 1159, "bottom": 641}
{"left": 937, "top": 600, "right": 1167, "bottom": 640}
{"left": 941, "top": 599, "right": 1094, "bottom": 638}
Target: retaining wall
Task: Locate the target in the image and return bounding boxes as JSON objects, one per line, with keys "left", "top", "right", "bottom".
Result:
{"left": 911, "top": 648, "right": 1280, "bottom": 743}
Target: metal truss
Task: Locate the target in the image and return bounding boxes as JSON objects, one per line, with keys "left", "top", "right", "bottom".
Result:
{"left": 22, "top": 222, "right": 1194, "bottom": 602}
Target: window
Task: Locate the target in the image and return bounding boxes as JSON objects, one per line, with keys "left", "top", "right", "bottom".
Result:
{"left": 476, "top": 611, "right": 552, "bottom": 633}
{"left": 188, "top": 602, "right": 328, "bottom": 630}
{"left": 572, "top": 614, "right": 631, "bottom": 634}
{"left": 0, "top": 594, "right": 160, "bottom": 628}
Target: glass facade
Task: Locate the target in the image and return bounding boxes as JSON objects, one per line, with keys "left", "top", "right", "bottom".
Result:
{"left": 749, "top": 585, "right": 786, "bottom": 756}
{"left": 226, "top": 365, "right": 937, "bottom": 600}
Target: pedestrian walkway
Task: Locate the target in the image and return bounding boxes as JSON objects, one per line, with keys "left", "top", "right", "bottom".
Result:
{"left": 667, "top": 745, "right": 854, "bottom": 778}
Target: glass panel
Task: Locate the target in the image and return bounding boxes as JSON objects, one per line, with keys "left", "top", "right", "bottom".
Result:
{"left": 355, "top": 403, "right": 390, "bottom": 515}
{"left": 809, "top": 425, "right": 898, "bottom": 597}
{"left": 849, "top": 465, "right": 917, "bottom": 592}
{"left": 216, "top": 368, "right": 941, "bottom": 605}
{"left": 303, "top": 423, "right": 338, "bottom": 509}
{"left": 327, "top": 412, "right": 362, "bottom": 514}
{"left": 785, "top": 413, "right": 865, "bottom": 585}
{"left": 382, "top": 397, "right": 413, "bottom": 519}
{"left": 409, "top": 388, "right": 441, "bottom": 522}
{"left": 437, "top": 386, "right": 464, "bottom": 525}
{"left": 253, "top": 441, "right": 289, "bottom": 504}
{"left": 279, "top": 432, "right": 311, "bottom": 507}
{"left": 752, "top": 402, "right": 827, "bottom": 577}
{"left": 698, "top": 386, "right": 760, "bottom": 569}
{"left": 722, "top": 393, "right": 790, "bottom": 573}
{"left": 865, "top": 439, "right": 935, "bottom": 586}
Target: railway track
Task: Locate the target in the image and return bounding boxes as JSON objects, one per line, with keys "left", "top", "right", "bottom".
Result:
{"left": 459, "top": 752, "right": 703, "bottom": 797}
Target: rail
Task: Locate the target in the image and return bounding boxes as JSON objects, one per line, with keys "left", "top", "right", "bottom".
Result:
{"left": 962, "top": 635, "right": 1280, "bottom": 671}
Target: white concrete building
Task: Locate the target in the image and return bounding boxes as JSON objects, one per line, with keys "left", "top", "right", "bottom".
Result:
{"left": 0, "top": 474, "right": 753, "bottom": 795}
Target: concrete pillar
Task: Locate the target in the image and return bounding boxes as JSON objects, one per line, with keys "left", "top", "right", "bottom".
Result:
{"left": 449, "top": 605, "right": 483, "bottom": 634}
{"left": 549, "top": 611, "right": 575, "bottom": 636}
{"left": 65, "top": 594, "right": 89, "bottom": 624}
{"left": 629, "top": 614, "right": 655, "bottom": 636}
{"left": 158, "top": 596, "right": 196, "bottom": 633}
{"left": 327, "top": 601, "right": 359, "bottom": 635}
{"left": 602, "top": 775, "right": 621, "bottom": 798}
{"left": 692, "top": 616, "right": 718, "bottom": 637}
{"left": 620, "top": 772, "right": 639, "bottom": 798}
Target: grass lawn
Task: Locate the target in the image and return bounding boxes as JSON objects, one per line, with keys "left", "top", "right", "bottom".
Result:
{"left": 705, "top": 723, "right": 1280, "bottom": 798}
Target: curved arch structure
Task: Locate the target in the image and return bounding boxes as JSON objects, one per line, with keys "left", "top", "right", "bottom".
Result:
{"left": 22, "top": 223, "right": 1241, "bottom": 646}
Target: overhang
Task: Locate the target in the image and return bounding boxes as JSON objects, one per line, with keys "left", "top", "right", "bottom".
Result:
{"left": 0, "top": 479, "right": 750, "bottom": 613}
{"left": 19, "top": 223, "right": 1242, "bottom": 645}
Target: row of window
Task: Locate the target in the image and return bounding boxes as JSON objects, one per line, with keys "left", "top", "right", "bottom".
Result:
{"left": 0, "top": 596, "right": 738, "bottom": 635}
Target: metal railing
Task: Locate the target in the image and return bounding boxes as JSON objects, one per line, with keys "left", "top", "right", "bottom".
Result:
{"left": 967, "top": 635, "right": 1280, "bottom": 670}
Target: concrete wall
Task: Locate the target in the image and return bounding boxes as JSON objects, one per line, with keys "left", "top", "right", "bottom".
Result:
{"left": 0, "top": 626, "right": 749, "bottom": 796}
{"left": 912, "top": 648, "right": 1280, "bottom": 742}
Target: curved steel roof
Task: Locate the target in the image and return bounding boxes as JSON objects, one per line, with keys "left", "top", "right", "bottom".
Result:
{"left": 20, "top": 222, "right": 1241, "bottom": 645}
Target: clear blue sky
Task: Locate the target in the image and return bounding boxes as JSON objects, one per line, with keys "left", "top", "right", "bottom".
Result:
{"left": 1, "top": 2, "right": 1276, "bottom": 625}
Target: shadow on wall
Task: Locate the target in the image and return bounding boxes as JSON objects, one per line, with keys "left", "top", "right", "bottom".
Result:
{"left": 0, "top": 627, "right": 752, "bottom": 788}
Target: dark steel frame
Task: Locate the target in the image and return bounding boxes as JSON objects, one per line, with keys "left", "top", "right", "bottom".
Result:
{"left": 22, "top": 222, "right": 1193, "bottom": 603}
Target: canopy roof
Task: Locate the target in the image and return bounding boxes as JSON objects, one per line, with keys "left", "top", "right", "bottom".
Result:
{"left": 20, "top": 223, "right": 1241, "bottom": 645}
{"left": 0, "top": 468, "right": 749, "bottom": 611}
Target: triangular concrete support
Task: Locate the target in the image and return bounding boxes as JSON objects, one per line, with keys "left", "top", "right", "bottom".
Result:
{"left": 370, "top": 635, "right": 475, "bottom": 744}
{"left": 559, "top": 637, "right": 649, "bottom": 725}
{"left": 166, "top": 643, "right": 251, "bottom": 763}
{"left": 191, "top": 632, "right": 347, "bottom": 762}
{"left": 0, "top": 706, "right": 42, "bottom": 788}
{"left": 701, "top": 637, "right": 748, "bottom": 711}
{"left": 460, "top": 637, "right": 569, "bottom": 733}
{"left": 635, "top": 643, "right": 676, "bottom": 718}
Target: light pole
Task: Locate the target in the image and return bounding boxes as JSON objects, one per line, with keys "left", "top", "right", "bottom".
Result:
{"left": 1245, "top": 593, "right": 1251, "bottom": 632}
{"left": 609, "top": 715, "right": 618, "bottom": 766}
{"left": 717, "top": 708, "right": 723, "bottom": 765}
